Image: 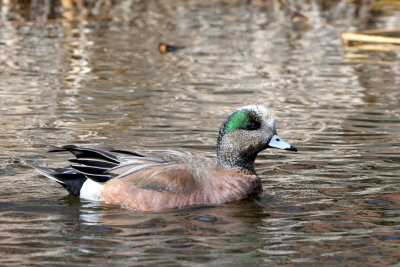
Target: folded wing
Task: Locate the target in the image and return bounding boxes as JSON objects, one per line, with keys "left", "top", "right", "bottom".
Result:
{"left": 46, "top": 145, "right": 201, "bottom": 194}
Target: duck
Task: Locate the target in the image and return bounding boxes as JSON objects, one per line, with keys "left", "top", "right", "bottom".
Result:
{"left": 158, "top": 42, "right": 185, "bottom": 54}
{"left": 32, "top": 105, "right": 297, "bottom": 211}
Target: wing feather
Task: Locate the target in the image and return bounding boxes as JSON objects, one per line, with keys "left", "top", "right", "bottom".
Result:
{"left": 45, "top": 147, "right": 207, "bottom": 194}
{"left": 115, "top": 164, "right": 199, "bottom": 193}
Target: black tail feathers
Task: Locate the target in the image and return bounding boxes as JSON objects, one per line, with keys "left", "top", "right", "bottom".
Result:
{"left": 30, "top": 165, "right": 86, "bottom": 197}
{"left": 49, "top": 145, "right": 120, "bottom": 164}
{"left": 32, "top": 145, "right": 121, "bottom": 196}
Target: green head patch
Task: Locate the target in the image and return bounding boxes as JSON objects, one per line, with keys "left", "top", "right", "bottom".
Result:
{"left": 224, "top": 110, "right": 250, "bottom": 134}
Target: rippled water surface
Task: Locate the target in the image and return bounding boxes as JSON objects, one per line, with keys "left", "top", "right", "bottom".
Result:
{"left": 1, "top": 1, "right": 400, "bottom": 266}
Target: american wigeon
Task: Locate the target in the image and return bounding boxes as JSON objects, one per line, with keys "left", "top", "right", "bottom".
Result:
{"left": 32, "top": 105, "right": 297, "bottom": 211}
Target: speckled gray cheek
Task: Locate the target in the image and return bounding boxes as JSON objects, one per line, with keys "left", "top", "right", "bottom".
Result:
{"left": 242, "top": 129, "right": 265, "bottom": 149}
{"left": 217, "top": 129, "right": 270, "bottom": 172}
{"left": 261, "top": 117, "right": 276, "bottom": 135}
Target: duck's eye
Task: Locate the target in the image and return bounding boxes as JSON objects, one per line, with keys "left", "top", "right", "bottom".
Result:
{"left": 247, "top": 120, "right": 261, "bottom": 131}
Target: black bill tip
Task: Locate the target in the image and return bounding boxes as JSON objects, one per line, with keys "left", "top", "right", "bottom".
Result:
{"left": 285, "top": 145, "right": 297, "bottom": 152}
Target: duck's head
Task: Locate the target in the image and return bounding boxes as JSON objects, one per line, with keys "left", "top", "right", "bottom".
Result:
{"left": 217, "top": 105, "right": 297, "bottom": 174}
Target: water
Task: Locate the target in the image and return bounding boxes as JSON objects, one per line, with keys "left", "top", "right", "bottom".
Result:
{"left": 1, "top": 1, "right": 400, "bottom": 265}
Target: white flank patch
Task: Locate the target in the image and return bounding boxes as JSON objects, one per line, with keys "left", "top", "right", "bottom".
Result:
{"left": 80, "top": 179, "right": 104, "bottom": 201}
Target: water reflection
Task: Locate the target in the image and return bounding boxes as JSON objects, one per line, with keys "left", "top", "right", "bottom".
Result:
{"left": 1, "top": 0, "right": 400, "bottom": 266}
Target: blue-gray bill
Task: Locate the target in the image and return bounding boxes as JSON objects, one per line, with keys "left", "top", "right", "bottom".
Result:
{"left": 268, "top": 135, "right": 297, "bottom": 152}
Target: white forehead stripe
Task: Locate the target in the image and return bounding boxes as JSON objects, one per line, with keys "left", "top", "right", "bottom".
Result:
{"left": 236, "top": 105, "right": 275, "bottom": 125}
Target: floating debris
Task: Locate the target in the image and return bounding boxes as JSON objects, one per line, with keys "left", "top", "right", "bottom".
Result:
{"left": 342, "top": 29, "right": 400, "bottom": 51}
{"left": 159, "top": 43, "right": 185, "bottom": 54}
